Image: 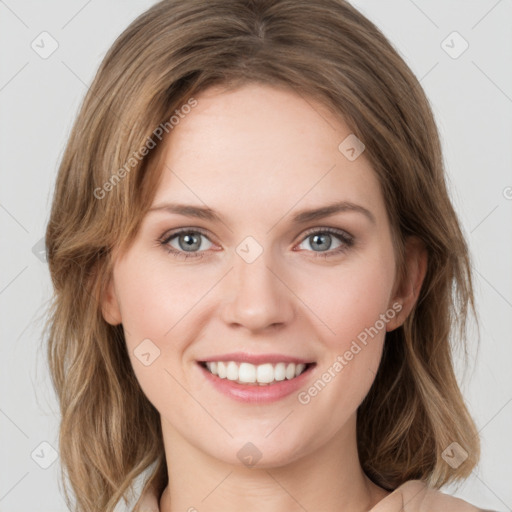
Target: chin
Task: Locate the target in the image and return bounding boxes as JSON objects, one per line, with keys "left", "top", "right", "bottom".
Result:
{"left": 205, "top": 431, "right": 315, "bottom": 469}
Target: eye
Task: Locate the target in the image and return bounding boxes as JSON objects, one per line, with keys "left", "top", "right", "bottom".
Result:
{"left": 295, "top": 227, "right": 354, "bottom": 258}
{"left": 159, "top": 228, "right": 213, "bottom": 260}
{"left": 158, "top": 226, "right": 354, "bottom": 260}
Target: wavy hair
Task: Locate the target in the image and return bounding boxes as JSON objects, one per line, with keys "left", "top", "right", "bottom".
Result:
{"left": 45, "top": 0, "right": 480, "bottom": 510}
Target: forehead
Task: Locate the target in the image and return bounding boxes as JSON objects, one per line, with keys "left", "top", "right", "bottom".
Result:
{"left": 151, "top": 83, "right": 385, "bottom": 225}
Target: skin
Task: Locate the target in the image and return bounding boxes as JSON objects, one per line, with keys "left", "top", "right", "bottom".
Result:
{"left": 102, "top": 83, "right": 427, "bottom": 512}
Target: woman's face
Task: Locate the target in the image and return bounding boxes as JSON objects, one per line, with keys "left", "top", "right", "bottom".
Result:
{"left": 103, "top": 83, "right": 404, "bottom": 467}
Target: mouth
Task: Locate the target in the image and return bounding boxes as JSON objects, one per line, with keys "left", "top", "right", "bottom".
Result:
{"left": 198, "top": 360, "right": 316, "bottom": 386}
{"left": 196, "top": 352, "right": 317, "bottom": 403}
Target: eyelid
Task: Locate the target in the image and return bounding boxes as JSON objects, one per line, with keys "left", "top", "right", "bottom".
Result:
{"left": 159, "top": 226, "right": 212, "bottom": 243}
{"left": 159, "top": 225, "right": 353, "bottom": 242}
{"left": 298, "top": 225, "right": 354, "bottom": 243}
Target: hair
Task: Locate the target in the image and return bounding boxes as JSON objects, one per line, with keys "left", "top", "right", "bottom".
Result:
{"left": 44, "top": 0, "right": 480, "bottom": 510}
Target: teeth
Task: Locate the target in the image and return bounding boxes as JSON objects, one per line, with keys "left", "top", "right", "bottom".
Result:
{"left": 257, "top": 363, "right": 274, "bottom": 383}
{"left": 274, "top": 362, "right": 286, "bottom": 381}
{"left": 217, "top": 361, "right": 227, "bottom": 379}
{"left": 226, "top": 361, "right": 238, "bottom": 381}
{"left": 204, "top": 361, "right": 308, "bottom": 385}
{"left": 239, "top": 362, "right": 256, "bottom": 383}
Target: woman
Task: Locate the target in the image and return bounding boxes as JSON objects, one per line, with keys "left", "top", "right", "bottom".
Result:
{"left": 45, "top": 1, "right": 494, "bottom": 510}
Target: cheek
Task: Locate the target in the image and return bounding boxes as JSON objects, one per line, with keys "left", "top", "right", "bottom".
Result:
{"left": 300, "top": 246, "right": 396, "bottom": 413}
{"left": 292, "top": 247, "right": 396, "bottom": 410}
{"left": 113, "top": 252, "right": 209, "bottom": 343}
{"left": 297, "top": 251, "right": 395, "bottom": 351}
{"left": 111, "top": 256, "right": 189, "bottom": 391}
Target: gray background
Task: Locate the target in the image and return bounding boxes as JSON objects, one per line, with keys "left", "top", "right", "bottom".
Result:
{"left": 1, "top": 0, "right": 511, "bottom": 511}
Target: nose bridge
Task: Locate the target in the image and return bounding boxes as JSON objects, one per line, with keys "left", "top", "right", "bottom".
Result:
{"left": 220, "top": 238, "right": 294, "bottom": 331}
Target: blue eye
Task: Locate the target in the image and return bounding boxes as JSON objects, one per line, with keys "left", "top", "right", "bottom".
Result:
{"left": 160, "top": 229, "right": 212, "bottom": 260}
{"left": 295, "top": 227, "right": 354, "bottom": 258}
{"left": 158, "top": 227, "right": 354, "bottom": 260}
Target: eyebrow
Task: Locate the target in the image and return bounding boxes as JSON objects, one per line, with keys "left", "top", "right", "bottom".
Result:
{"left": 148, "top": 200, "right": 376, "bottom": 225}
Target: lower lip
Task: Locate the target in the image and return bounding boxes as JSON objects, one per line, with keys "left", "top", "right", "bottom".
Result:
{"left": 198, "top": 363, "right": 316, "bottom": 403}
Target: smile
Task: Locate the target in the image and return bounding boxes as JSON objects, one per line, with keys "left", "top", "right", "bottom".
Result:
{"left": 200, "top": 361, "right": 312, "bottom": 385}
{"left": 197, "top": 355, "right": 317, "bottom": 403}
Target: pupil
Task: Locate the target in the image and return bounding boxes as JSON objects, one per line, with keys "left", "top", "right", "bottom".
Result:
{"left": 181, "top": 233, "right": 199, "bottom": 251}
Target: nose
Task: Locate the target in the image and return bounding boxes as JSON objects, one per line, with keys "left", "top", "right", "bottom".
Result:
{"left": 220, "top": 247, "right": 295, "bottom": 333}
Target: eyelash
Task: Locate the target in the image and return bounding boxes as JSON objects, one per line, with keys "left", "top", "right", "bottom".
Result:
{"left": 158, "top": 227, "right": 354, "bottom": 261}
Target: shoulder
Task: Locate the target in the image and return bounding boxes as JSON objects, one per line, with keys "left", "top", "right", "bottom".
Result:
{"left": 134, "top": 479, "right": 495, "bottom": 512}
{"left": 370, "top": 479, "right": 496, "bottom": 512}
{"left": 133, "top": 484, "right": 161, "bottom": 512}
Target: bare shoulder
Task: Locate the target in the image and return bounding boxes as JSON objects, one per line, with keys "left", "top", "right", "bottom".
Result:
{"left": 370, "top": 480, "right": 496, "bottom": 512}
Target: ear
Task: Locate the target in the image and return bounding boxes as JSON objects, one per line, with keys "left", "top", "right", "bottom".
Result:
{"left": 101, "top": 273, "right": 122, "bottom": 326}
{"left": 386, "top": 236, "right": 428, "bottom": 331}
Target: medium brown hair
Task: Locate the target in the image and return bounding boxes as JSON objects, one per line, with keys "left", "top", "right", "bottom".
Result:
{"left": 45, "top": 0, "right": 480, "bottom": 510}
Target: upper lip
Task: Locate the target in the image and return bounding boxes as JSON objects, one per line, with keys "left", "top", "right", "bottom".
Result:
{"left": 198, "top": 352, "right": 314, "bottom": 365}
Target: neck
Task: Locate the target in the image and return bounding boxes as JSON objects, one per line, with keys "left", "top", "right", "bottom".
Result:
{"left": 159, "top": 415, "right": 389, "bottom": 512}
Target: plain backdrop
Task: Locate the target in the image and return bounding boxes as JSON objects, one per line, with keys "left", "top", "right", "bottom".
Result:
{"left": 1, "top": 1, "right": 511, "bottom": 511}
